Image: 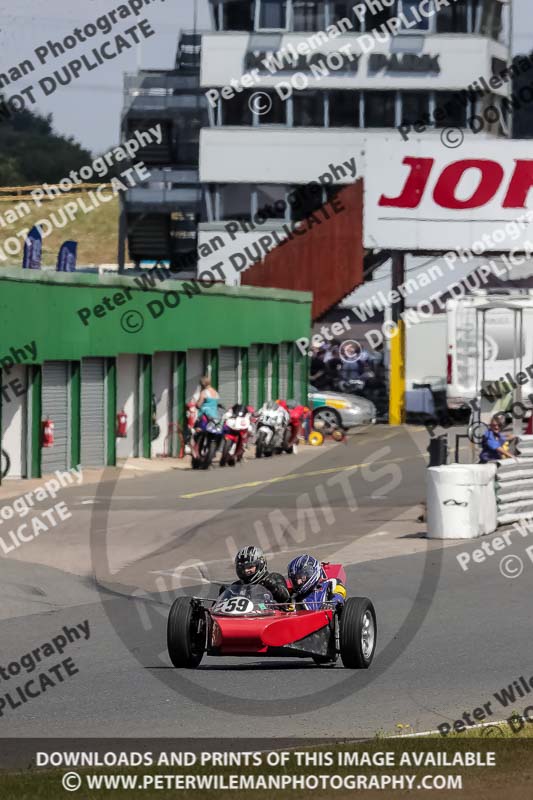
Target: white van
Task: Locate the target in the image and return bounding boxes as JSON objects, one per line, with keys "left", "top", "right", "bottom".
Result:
{"left": 446, "top": 291, "right": 533, "bottom": 410}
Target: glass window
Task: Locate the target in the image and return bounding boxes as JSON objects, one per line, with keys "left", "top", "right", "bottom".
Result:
{"left": 219, "top": 185, "right": 252, "bottom": 221}
{"left": 471, "top": 0, "right": 483, "bottom": 33}
{"left": 293, "top": 91, "right": 325, "bottom": 126}
{"left": 258, "top": 0, "right": 288, "bottom": 29}
{"left": 433, "top": 91, "right": 468, "bottom": 128}
{"left": 221, "top": 90, "right": 254, "bottom": 125}
{"left": 212, "top": 2, "right": 221, "bottom": 31}
{"left": 490, "top": 2, "right": 503, "bottom": 41}
{"left": 436, "top": 0, "right": 467, "bottom": 33}
{"left": 364, "top": 91, "right": 396, "bottom": 127}
{"left": 401, "top": 92, "right": 430, "bottom": 128}
{"left": 255, "top": 90, "right": 287, "bottom": 124}
{"left": 256, "top": 185, "right": 288, "bottom": 219}
{"left": 289, "top": 182, "right": 326, "bottom": 221}
{"left": 364, "top": 1, "right": 395, "bottom": 32}
{"left": 398, "top": 0, "right": 432, "bottom": 31}
{"left": 329, "top": 90, "right": 360, "bottom": 127}
{"left": 292, "top": 1, "right": 326, "bottom": 31}
{"left": 223, "top": 1, "right": 254, "bottom": 30}
{"left": 332, "top": 2, "right": 362, "bottom": 32}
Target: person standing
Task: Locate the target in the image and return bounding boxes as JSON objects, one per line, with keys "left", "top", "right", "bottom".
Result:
{"left": 196, "top": 376, "right": 220, "bottom": 420}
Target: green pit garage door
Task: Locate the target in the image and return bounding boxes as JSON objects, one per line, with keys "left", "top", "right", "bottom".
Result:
{"left": 81, "top": 358, "right": 107, "bottom": 467}
{"left": 41, "top": 361, "right": 70, "bottom": 473}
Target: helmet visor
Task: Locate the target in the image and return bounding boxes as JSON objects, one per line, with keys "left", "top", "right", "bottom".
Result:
{"left": 236, "top": 559, "right": 263, "bottom": 582}
{"left": 291, "top": 565, "right": 316, "bottom": 589}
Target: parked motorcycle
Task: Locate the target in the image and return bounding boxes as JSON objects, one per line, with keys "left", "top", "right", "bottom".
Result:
{"left": 191, "top": 412, "right": 224, "bottom": 470}
{"left": 255, "top": 401, "right": 290, "bottom": 458}
{"left": 220, "top": 404, "right": 253, "bottom": 466}
{"left": 282, "top": 403, "right": 308, "bottom": 454}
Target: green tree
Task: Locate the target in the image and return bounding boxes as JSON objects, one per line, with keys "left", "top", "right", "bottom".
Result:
{"left": 0, "top": 98, "right": 93, "bottom": 185}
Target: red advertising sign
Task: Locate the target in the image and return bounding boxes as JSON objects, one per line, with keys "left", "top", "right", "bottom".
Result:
{"left": 364, "top": 140, "right": 533, "bottom": 251}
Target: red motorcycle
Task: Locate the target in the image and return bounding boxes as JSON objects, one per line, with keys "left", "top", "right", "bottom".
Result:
{"left": 220, "top": 404, "right": 253, "bottom": 467}
{"left": 281, "top": 402, "right": 308, "bottom": 454}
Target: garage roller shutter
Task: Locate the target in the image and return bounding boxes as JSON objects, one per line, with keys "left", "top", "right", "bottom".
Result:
{"left": 294, "top": 350, "right": 307, "bottom": 405}
{"left": 218, "top": 348, "right": 238, "bottom": 412}
{"left": 81, "top": 358, "right": 106, "bottom": 467}
{"left": 279, "top": 344, "right": 289, "bottom": 400}
{"left": 266, "top": 347, "right": 273, "bottom": 401}
{"left": 41, "top": 362, "right": 70, "bottom": 473}
{"left": 186, "top": 350, "right": 204, "bottom": 401}
{"left": 248, "top": 345, "right": 260, "bottom": 411}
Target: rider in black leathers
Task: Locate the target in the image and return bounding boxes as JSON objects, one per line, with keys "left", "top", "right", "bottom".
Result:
{"left": 231, "top": 545, "right": 291, "bottom": 606}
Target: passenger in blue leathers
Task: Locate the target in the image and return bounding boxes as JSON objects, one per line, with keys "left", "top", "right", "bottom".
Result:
{"left": 287, "top": 554, "right": 346, "bottom": 610}
{"left": 479, "top": 416, "right": 517, "bottom": 463}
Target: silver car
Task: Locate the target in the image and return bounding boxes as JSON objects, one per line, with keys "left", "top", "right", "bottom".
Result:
{"left": 308, "top": 387, "right": 377, "bottom": 432}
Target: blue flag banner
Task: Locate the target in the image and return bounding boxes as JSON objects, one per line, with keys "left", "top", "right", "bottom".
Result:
{"left": 22, "top": 226, "right": 42, "bottom": 270}
{"left": 56, "top": 240, "right": 77, "bottom": 272}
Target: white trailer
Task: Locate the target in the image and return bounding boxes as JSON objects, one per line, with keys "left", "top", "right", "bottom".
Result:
{"left": 446, "top": 291, "right": 533, "bottom": 413}
{"left": 405, "top": 313, "right": 447, "bottom": 390}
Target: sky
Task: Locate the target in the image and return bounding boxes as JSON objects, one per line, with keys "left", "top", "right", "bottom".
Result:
{"left": 0, "top": 0, "right": 211, "bottom": 153}
{"left": 0, "top": 0, "right": 531, "bottom": 154}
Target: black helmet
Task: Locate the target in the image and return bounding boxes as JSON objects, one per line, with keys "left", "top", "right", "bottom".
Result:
{"left": 235, "top": 545, "right": 268, "bottom": 584}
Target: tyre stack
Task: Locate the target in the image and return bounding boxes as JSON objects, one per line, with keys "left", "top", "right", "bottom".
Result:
{"left": 495, "top": 436, "right": 533, "bottom": 526}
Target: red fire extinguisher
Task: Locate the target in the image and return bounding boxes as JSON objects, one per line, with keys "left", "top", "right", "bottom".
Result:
{"left": 42, "top": 417, "right": 54, "bottom": 448}
{"left": 117, "top": 410, "right": 128, "bottom": 438}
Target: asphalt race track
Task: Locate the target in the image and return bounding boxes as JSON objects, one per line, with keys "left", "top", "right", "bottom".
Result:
{"left": 0, "top": 426, "right": 531, "bottom": 741}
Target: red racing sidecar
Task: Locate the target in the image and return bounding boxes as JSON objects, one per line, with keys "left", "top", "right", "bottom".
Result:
{"left": 167, "top": 563, "right": 376, "bottom": 669}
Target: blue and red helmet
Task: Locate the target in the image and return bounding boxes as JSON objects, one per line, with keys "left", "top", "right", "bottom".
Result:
{"left": 288, "top": 555, "right": 322, "bottom": 598}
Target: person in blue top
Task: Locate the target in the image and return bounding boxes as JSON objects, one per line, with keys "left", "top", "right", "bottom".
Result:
{"left": 479, "top": 416, "right": 517, "bottom": 463}
{"left": 196, "top": 376, "right": 220, "bottom": 421}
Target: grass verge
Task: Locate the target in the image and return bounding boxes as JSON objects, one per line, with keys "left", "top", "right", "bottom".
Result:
{"left": 1, "top": 730, "right": 533, "bottom": 800}
{"left": 0, "top": 193, "right": 119, "bottom": 266}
